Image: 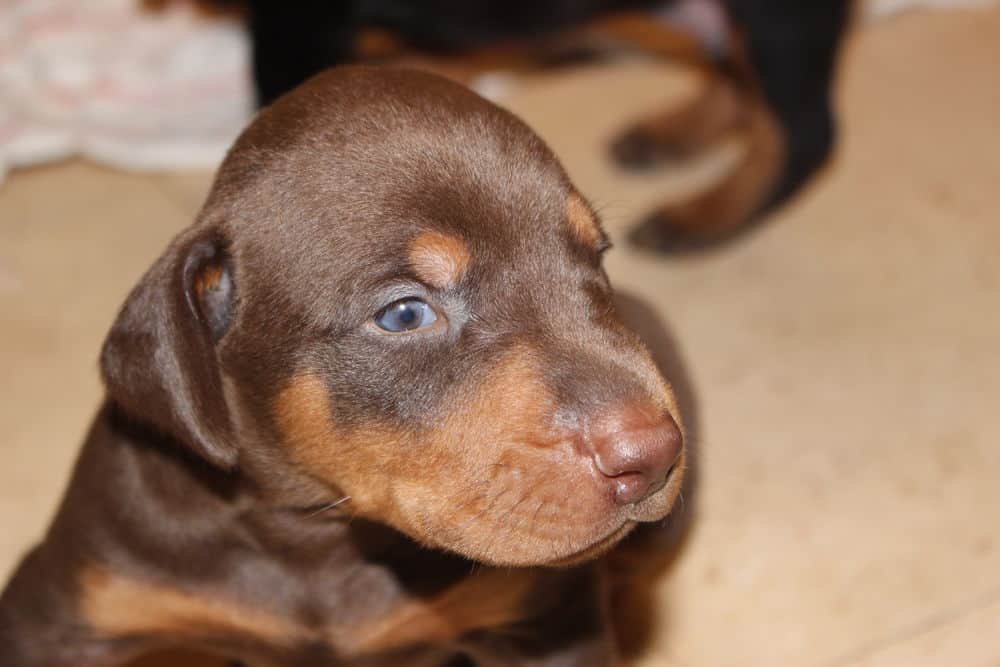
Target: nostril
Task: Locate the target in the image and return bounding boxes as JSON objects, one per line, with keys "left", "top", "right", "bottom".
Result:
{"left": 611, "top": 471, "right": 654, "bottom": 506}
{"left": 588, "top": 409, "right": 684, "bottom": 506}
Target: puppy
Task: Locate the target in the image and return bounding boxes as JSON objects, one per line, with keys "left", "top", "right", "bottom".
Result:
{"left": 0, "top": 66, "right": 687, "bottom": 666}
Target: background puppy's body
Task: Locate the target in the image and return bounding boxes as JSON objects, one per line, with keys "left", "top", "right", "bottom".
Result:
{"left": 0, "top": 67, "right": 691, "bottom": 666}
{"left": 243, "top": 0, "right": 851, "bottom": 248}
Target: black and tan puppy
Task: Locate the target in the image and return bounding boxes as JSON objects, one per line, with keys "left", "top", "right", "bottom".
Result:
{"left": 0, "top": 67, "right": 689, "bottom": 666}
{"left": 240, "top": 0, "right": 851, "bottom": 250}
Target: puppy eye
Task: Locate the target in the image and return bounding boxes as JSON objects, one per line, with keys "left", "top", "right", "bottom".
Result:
{"left": 374, "top": 298, "right": 438, "bottom": 333}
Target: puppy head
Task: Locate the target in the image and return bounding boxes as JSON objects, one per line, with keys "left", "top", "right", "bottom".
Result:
{"left": 101, "top": 67, "right": 685, "bottom": 566}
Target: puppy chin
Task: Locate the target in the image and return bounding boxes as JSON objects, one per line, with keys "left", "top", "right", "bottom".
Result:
{"left": 542, "top": 521, "right": 638, "bottom": 568}
{"left": 429, "top": 515, "right": 631, "bottom": 568}
{"left": 477, "top": 516, "right": 638, "bottom": 568}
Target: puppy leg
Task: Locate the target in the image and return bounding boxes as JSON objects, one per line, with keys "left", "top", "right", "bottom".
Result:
{"left": 391, "top": 9, "right": 711, "bottom": 98}
{"left": 730, "top": 0, "right": 850, "bottom": 220}
{"left": 627, "top": 94, "right": 786, "bottom": 251}
{"left": 581, "top": 8, "right": 728, "bottom": 171}
{"left": 579, "top": 11, "right": 781, "bottom": 247}
{"left": 246, "top": 1, "right": 360, "bottom": 106}
{"left": 610, "top": 69, "right": 748, "bottom": 168}
{"left": 618, "top": 1, "right": 849, "bottom": 250}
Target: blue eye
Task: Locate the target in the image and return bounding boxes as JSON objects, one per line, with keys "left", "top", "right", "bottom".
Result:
{"left": 375, "top": 298, "right": 438, "bottom": 333}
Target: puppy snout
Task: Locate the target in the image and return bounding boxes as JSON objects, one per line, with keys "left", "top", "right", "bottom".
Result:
{"left": 588, "top": 405, "right": 683, "bottom": 506}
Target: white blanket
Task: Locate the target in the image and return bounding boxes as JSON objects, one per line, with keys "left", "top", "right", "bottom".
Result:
{"left": 0, "top": 0, "right": 253, "bottom": 184}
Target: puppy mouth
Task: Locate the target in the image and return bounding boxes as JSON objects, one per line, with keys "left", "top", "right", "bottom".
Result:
{"left": 545, "top": 461, "right": 683, "bottom": 567}
{"left": 461, "top": 447, "right": 686, "bottom": 567}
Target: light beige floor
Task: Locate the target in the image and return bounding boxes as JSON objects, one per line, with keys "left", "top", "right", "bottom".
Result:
{"left": 2, "top": 8, "right": 999, "bottom": 667}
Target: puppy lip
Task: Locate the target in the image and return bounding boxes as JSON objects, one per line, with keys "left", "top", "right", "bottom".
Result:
{"left": 644, "top": 473, "right": 669, "bottom": 498}
{"left": 644, "top": 458, "right": 681, "bottom": 497}
{"left": 544, "top": 520, "right": 636, "bottom": 567}
{"left": 623, "top": 455, "right": 685, "bottom": 523}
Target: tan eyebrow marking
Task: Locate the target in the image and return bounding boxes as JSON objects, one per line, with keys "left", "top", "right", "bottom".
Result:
{"left": 408, "top": 231, "right": 472, "bottom": 289}
{"left": 565, "top": 193, "right": 602, "bottom": 248}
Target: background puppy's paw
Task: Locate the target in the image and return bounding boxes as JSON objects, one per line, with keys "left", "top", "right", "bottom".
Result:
{"left": 610, "top": 126, "right": 683, "bottom": 171}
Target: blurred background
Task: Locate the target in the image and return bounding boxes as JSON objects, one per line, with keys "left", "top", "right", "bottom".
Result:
{"left": 2, "top": 1, "right": 999, "bottom": 665}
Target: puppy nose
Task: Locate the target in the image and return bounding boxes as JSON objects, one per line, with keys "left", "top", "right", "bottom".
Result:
{"left": 588, "top": 405, "right": 683, "bottom": 506}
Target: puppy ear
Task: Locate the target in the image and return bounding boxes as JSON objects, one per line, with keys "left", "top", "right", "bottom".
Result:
{"left": 100, "top": 227, "right": 239, "bottom": 469}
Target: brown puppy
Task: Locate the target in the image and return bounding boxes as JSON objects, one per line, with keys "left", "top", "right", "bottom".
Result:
{"left": 0, "top": 66, "right": 687, "bottom": 666}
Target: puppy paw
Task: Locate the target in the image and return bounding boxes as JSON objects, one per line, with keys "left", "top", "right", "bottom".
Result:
{"left": 626, "top": 203, "right": 755, "bottom": 254}
{"left": 610, "top": 126, "right": 695, "bottom": 171}
{"left": 627, "top": 212, "right": 701, "bottom": 253}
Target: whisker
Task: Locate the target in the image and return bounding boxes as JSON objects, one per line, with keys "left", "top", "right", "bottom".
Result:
{"left": 306, "top": 495, "right": 352, "bottom": 518}
{"left": 481, "top": 487, "right": 532, "bottom": 558}
{"left": 529, "top": 498, "right": 546, "bottom": 536}
{"left": 451, "top": 488, "right": 491, "bottom": 520}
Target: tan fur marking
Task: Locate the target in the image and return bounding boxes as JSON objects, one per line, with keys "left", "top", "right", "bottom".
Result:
{"left": 408, "top": 231, "right": 472, "bottom": 289}
{"left": 656, "top": 99, "right": 785, "bottom": 234}
{"left": 274, "top": 350, "right": 582, "bottom": 566}
{"left": 273, "top": 373, "right": 401, "bottom": 518}
{"left": 273, "top": 347, "right": 682, "bottom": 568}
{"left": 645, "top": 32, "right": 787, "bottom": 236}
{"left": 630, "top": 73, "right": 748, "bottom": 155}
{"left": 383, "top": 11, "right": 712, "bottom": 86}
{"left": 81, "top": 565, "right": 539, "bottom": 658}
{"left": 355, "top": 27, "right": 408, "bottom": 60}
{"left": 350, "top": 569, "right": 540, "bottom": 654}
{"left": 80, "top": 567, "right": 300, "bottom": 644}
{"left": 273, "top": 350, "right": 557, "bottom": 532}
{"left": 193, "top": 263, "right": 224, "bottom": 297}
{"left": 582, "top": 12, "right": 711, "bottom": 65}
{"left": 566, "top": 193, "right": 602, "bottom": 248}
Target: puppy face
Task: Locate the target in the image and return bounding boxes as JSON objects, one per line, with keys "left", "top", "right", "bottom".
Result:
{"left": 105, "top": 67, "right": 685, "bottom": 567}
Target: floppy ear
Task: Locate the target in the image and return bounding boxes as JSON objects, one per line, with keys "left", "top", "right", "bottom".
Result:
{"left": 100, "top": 226, "right": 239, "bottom": 469}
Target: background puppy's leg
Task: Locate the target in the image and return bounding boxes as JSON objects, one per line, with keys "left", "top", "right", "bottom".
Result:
{"left": 246, "top": 1, "right": 360, "bottom": 105}
{"left": 603, "top": 2, "right": 851, "bottom": 249}
{"left": 628, "top": 95, "right": 786, "bottom": 250}
{"left": 611, "top": 68, "right": 748, "bottom": 168}
{"left": 572, "top": 11, "right": 777, "bottom": 246}
{"left": 726, "top": 0, "right": 851, "bottom": 211}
